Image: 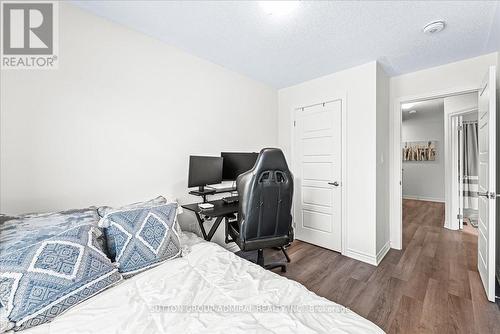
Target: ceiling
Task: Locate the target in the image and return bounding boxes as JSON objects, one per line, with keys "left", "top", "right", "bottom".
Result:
{"left": 402, "top": 98, "right": 444, "bottom": 121}
{"left": 73, "top": 1, "right": 500, "bottom": 88}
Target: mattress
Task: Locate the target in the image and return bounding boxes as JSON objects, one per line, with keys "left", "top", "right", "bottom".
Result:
{"left": 23, "top": 232, "right": 384, "bottom": 334}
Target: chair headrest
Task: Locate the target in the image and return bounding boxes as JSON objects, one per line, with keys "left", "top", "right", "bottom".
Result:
{"left": 252, "top": 148, "right": 289, "bottom": 172}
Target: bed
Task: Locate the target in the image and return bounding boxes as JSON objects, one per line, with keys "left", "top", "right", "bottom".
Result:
{"left": 18, "top": 232, "right": 383, "bottom": 334}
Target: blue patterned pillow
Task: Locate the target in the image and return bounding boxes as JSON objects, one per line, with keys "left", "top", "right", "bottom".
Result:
{"left": 97, "top": 196, "right": 168, "bottom": 218}
{"left": 0, "top": 208, "right": 101, "bottom": 255}
{"left": 0, "top": 225, "right": 122, "bottom": 332}
{"left": 99, "top": 203, "right": 181, "bottom": 277}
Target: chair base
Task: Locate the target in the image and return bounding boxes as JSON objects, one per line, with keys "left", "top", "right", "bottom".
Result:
{"left": 271, "top": 246, "right": 291, "bottom": 263}
{"left": 264, "top": 262, "right": 287, "bottom": 272}
{"left": 257, "top": 248, "right": 288, "bottom": 273}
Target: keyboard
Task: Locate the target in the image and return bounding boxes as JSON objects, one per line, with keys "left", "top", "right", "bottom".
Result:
{"left": 222, "top": 196, "right": 239, "bottom": 204}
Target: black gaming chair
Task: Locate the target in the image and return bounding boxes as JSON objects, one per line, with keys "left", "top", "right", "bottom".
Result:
{"left": 226, "top": 148, "right": 294, "bottom": 272}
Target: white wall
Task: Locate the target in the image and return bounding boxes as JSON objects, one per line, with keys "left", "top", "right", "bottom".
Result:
{"left": 0, "top": 3, "right": 278, "bottom": 246}
{"left": 389, "top": 52, "right": 499, "bottom": 248}
{"left": 462, "top": 112, "right": 478, "bottom": 122}
{"left": 279, "top": 61, "right": 380, "bottom": 264}
{"left": 498, "top": 52, "right": 500, "bottom": 89}
{"left": 376, "top": 64, "right": 391, "bottom": 261}
{"left": 444, "top": 93, "right": 478, "bottom": 114}
{"left": 402, "top": 105, "right": 445, "bottom": 202}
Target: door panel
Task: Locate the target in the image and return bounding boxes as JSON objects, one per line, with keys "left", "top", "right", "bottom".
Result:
{"left": 303, "top": 111, "right": 334, "bottom": 132}
{"left": 477, "top": 66, "right": 496, "bottom": 302}
{"left": 302, "top": 136, "right": 335, "bottom": 156}
{"left": 302, "top": 210, "right": 332, "bottom": 233}
{"left": 294, "top": 100, "right": 342, "bottom": 252}
{"left": 302, "top": 186, "right": 333, "bottom": 207}
{"left": 303, "top": 162, "right": 332, "bottom": 180}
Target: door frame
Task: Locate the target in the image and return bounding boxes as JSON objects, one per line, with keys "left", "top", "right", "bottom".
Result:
{"left": 448, "top": 108, "right": 478, "bottom": 231}
{"left": 390, "top": 86, "right": 479, "bottom": 249}
{"left": 290, "top": 93, "right": 347, "bottom": 254}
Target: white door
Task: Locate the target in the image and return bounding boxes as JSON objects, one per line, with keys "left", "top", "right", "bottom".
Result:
{"left": 293, "top": 100, "right": 342, "bottom": 252}
{"left": 458, "top": 116, "right": 464, "bottom": 230}
{"left": 477, "top": 66, "right": 496, "bottom": 302}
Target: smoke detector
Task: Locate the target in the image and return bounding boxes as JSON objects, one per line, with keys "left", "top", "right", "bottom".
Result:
{"left": 423, "top": 21, "right": 446, "bottom": 34}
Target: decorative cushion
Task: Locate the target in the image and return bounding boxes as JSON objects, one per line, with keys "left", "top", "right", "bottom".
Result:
{"left": 0, "top": 208, "right": 101, "bottom": 255}
{"left": 0, "top": 304, "right": 10, "bottom": 333}
{"left": 99, "top": 203, "right": 181, "bottom": 277}
{"left": 97, "top": 196, "right": 168, "bottom": 218}
{"left": 0, "top": 225, "right": 122, "bottom": 332}
{"left": 98, "top": 196, "right": 183, "bottom": 220}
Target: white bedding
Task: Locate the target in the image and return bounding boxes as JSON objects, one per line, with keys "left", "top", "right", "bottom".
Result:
{"left": 23, "top": 232, "right": 383, "bottom": 334}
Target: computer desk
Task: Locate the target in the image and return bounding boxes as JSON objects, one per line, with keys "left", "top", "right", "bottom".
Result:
{"left": 181, "top": 199, "right": 238, "bottom": 241}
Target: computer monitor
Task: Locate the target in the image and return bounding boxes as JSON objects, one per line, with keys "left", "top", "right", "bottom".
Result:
{"left": 221, "top": 152, "right": 259, "bottom": 181}
{"left": 188, "top": 156, "right": 223, "bottom": 191}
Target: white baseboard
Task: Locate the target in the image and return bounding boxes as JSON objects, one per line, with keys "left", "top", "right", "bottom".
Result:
{"left": 344, "top": 242, "right": 391, "bottom": 266}
{"left": 376, "top": 241, "right": 391, "bottom": 265}
{"left": 402, "top": 195, "right": 445, "bottom": 203}
{"left": 344, "top": 248, "right": 377, "bottom": 266}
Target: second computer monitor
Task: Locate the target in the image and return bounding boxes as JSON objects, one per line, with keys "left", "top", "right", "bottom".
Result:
{"left": 221, "top": 152, "right": 258, "bottom": 181}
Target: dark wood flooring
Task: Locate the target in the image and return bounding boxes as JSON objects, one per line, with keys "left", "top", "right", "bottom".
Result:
{"left": 266, "top": 199, "right": 500, "bottom": 333}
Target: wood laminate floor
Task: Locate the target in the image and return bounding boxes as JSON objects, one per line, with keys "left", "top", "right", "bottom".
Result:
{"left": 267, "top": 199, "right": 500, "bottom": 333}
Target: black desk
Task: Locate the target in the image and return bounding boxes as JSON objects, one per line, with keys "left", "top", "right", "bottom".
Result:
{"left": 181, "top": 199, "right": 238, "bottom": 241}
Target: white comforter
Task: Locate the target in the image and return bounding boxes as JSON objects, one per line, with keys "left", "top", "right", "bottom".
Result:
{"left": 24, "top": 233, "right": 383, "bottom": 334}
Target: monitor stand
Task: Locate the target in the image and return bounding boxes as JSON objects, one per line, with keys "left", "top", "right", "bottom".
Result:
{"left": 198, "top": 186, "right": 209, "bottom": 202}
{"left": 188, "top": 186, "right": 216, "bottom": 203}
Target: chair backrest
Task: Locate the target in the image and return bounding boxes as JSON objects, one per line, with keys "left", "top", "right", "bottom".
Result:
{"left": 236, "top": 148, "right": 293, "bottom": 242}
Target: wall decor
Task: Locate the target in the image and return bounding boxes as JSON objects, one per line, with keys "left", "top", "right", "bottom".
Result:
{"left": 402, "top": 141, "right": 437, "bottom": 161}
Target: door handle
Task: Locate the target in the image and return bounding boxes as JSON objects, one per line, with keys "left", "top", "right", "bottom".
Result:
{"left": 478, "top": 191, "right": 498, "bottom": 199}
{"left": 328, "top": 181, "right": 340, "bottom": 187}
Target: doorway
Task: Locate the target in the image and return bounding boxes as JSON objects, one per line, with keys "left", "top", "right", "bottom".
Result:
{"left": 392, "top": 88, "right": 481, "bottom": 248}
{"left": 392, "top": 65, "right": 497, "bottom": 302}
{"left": 401, "top": 98, "right": 445, "bottom": 204}
{"left": 401, "top": 98, "right": 446, "bottom": 248}
{"left": 447, "top": 93, "right": 480, "bottom": 232}
{"left": 400, "top": 93, "right": 479, "bottom": 234}
{"left": 452, "top": 109, "right": 479, "bottom": 234}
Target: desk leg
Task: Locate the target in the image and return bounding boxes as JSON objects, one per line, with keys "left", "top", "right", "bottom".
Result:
{"left": 194, "top": 212, "right": 208, "bottom": 240}
{"left": 224, "top": 217, "right": 235, "bottom": 244}
{"left": 206, "top": 216, "right": 224, "bottom": 242}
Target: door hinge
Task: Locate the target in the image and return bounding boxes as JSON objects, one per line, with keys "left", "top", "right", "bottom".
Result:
{"left": 457, "top": 214, "right": 463, "bottom": 220}
{"left": 458, "top": 125, "right": 464, "bottom": 131}
{"left": 293, "top": 120, "right": 296, "bottom": 127}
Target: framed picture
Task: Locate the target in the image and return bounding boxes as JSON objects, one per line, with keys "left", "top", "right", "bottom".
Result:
{"left": 402, "top": 141, "right": 437, "bottom": 161}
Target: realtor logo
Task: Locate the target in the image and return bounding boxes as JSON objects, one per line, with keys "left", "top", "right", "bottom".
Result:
{"left": 1, "top": 1, "right": 58, "bottom": 69}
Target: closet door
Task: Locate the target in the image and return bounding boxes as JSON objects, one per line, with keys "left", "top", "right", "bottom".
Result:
{"left": 293, "top": 100, "right": 343, "bottom": 252}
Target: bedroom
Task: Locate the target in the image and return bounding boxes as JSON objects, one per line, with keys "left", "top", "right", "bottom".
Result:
{"left": 0, "top": 1, "right": 499, "bottom": 333}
